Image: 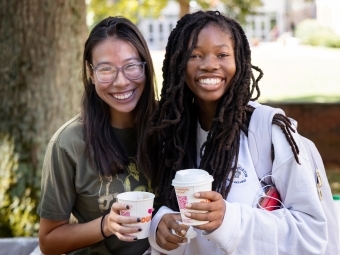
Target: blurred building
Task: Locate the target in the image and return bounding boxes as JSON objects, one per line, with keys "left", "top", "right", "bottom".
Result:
{"left": 316, "top": 0, "right": 340, "bottom": 35}
{"left": 245, "top": 0, "right": 315, "bottom": 41}
{"left": 138, "top": 0, "right": 316, "bottom": 50}
{"left": 138, "top": 1, "right": 179, "bottom": 50}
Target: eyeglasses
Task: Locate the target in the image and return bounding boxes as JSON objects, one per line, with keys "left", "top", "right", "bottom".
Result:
{"left": 90, "top": 62, "right": 146, "bottom": 83}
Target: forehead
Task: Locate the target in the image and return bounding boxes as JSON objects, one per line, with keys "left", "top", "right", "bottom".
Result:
{"left": 204, "top": 22, "right": 232, "bottom": 36}
{"left": 92, "top": 38, "right": 140, "bottom": 64}
{"left": 189, "top": 23, "right": 233, "bottom": 46}
{"left": 193, "top": 24, "right": 234, "bottom": 48}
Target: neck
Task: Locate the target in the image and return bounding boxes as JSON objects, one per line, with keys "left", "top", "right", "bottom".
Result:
{"left": 110, "top": 109, "right": 136, "bottom": 129}
{"left": 196, "top": 100, "right": 218, "bottom": 131}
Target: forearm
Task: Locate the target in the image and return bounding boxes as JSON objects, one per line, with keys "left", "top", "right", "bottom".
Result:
{"left": 39, "top": 216, "right": 106, "bottom": 255}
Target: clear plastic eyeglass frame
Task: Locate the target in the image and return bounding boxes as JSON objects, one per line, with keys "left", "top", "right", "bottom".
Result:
{"left": 89, "top": 62, "right": 146, "bottom": 83}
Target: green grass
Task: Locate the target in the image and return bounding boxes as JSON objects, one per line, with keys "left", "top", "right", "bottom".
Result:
{"left": 327, "top": 167, "right": 340, "bottom": 195}
{"left": 264, "top": 95, "right": 340, "bottom": 104}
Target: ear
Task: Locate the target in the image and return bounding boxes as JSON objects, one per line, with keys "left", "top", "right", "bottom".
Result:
{"left": 85, "top": 60, "right": 95, "bottom": 84}
{"left": 90, "top": 75, "right": 95, "bottom": 84}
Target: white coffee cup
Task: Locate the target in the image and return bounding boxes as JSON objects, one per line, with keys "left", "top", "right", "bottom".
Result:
{"left": 117, "top": 191, "right": 155, "bottom": 239}
{"left": 172, "top": 169, "right": 214, "bottom": 225}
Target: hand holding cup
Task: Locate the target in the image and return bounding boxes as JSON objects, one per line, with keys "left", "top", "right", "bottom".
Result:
{"left": 104, "top": 202, "right": 143, "bottom": 241}
{"left": 116, "top": 191, "right": 155, "bottom": 239}
{"left": 184, "top": 191, "right": 226, "bottom": 231}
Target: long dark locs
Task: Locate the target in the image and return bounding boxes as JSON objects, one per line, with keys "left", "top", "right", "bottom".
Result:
{"left": 141, "top": 11, "right": 299, "bottom": 210}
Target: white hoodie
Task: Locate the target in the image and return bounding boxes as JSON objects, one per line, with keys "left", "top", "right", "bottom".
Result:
{"left": 149, "top": 122, "right": 328, "bottom": 255}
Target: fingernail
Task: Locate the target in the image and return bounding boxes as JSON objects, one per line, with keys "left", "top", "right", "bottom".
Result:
{"left": 126, "top": 205, "right": 130, "bottom": 209}
{"left": 185, "top": 203, "right": 192, "bottom": 208}
{"left": 138, "top": 228, "right": 142, "bottom": 232}
{"left": 181, "top": 230, "right": 186, "bottom": 236}
{"left": 185, "top": 213, "right": 191, "bottom": 217}
{"left": 133, "top": 237, "right": 138, "bottom": 241}
{"left": 194, "top": 193, "right": 200, "bottom": 197}
{"left": 137, "top": 217, "right": 141, "bottom": 222}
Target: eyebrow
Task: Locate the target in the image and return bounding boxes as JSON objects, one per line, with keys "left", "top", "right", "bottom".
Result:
{"left": 194, "top": 44, "right": 232, "bottom": 49}
{"left": 95, "top": 57, "right": 140, "bottom": 66}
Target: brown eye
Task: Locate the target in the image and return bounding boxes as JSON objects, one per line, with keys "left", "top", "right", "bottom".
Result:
{"left": 219, "top": 53, "right": 228, "bottom": 58}
{"left": 98, "top": 67, "right": 115, "bottom": 73}
{"left": 190, "top": 54, "right": 200, "bottom": 59}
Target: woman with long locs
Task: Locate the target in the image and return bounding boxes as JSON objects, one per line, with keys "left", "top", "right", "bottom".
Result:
{"left": 141, "top": 10, "right": 329, "bottom": 255}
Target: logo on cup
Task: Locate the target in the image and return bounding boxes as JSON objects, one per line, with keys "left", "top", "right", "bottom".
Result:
{"left": 120, "top": 211, "right": 130, "bottom": 216}
{"left": 120, "top": 208, "right": 153, "bottom": 223}
{"left": 200, "top": 199, "right": 211, "bottom": 203}
{"left": 176, "top": 195, "right": 188, "bottom": 209}
{"left": 140, "top": 215, "right": 152, "bottom": 223}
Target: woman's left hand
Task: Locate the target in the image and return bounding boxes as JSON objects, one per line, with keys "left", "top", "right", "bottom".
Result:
{"left": 185, "top": 191, "right": 226, "bottom": 231}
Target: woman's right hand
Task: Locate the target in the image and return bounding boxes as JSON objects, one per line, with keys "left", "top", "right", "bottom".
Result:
{"left": 104, "top": 202, "right": 142, "bottom": 241}
{"left": 156, "top": 213, "right": 188, "bottom": 250}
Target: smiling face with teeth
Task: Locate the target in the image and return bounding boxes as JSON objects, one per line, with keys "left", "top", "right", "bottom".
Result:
{"left": 90, "top": 38, "right": 145, "bottom": 128}
{"left": 185, "top": 24, "right": 236, "bottom": 124}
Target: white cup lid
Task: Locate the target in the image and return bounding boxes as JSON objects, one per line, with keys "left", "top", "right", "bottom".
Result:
{"left": 172, "top": 169, "right": 214, "bottom": 187}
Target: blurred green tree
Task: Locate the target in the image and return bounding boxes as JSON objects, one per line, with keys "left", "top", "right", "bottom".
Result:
{"left": 218, "top": 0, "right": 262, "bottom": 24}
{"left": 86, "top": 0, "right": 168, "bottom": 27}
{"left": 87, "top": 0, "right": 262, "bottom": 28}
{"left": 186, "top": 0, "right": 262, "bottom": 23}
{"left": 0, "top": 0, "right": 87, "bottom": 237}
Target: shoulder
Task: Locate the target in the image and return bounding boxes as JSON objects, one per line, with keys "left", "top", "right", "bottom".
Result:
{"left": 271, "top": 120, "right": 306, "bottom": 164}
{"left": 49, "top": 114, "right": 84, "bottom": 150}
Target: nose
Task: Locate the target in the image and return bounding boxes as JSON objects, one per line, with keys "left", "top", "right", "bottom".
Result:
{"left": 200, "top": 55, "right": 219, "bottom": 71}
{"left": 113, "top": 69, "right": 129, "bottom": 87}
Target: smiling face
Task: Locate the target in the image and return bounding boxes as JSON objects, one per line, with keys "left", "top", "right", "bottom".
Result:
{"left": 185, "top": 24, "right": 236, "bottom": 113}
{"left": 90, "top": 38, "right": 145, "bottom": 128}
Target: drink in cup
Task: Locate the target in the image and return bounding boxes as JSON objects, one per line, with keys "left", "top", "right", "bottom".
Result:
{"left": 172, "top": 169, "right": 214, "bottom": 225}
{"left": 117, "top": 191, "right": 155, "bottom": 239}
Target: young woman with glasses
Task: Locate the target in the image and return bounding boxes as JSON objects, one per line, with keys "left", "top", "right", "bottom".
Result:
{"left": 37, "top": 16, "right": 157, "bottom": 255}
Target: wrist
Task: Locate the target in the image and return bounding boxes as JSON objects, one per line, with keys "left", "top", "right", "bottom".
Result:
{"left": 101, "top": 213, "right": 111, "bottom": 239}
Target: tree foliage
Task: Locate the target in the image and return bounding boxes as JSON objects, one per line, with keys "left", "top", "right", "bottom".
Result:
{"left": 87, "top": 0, "right": 168, "bottom": 27}
{"left": 87, "top": 0, "right": 262, "bottom": 27}
{"left": 218, "top": 0, "right": 262, "bottom": 24}
{"left": 0, "top": 0, "right": 87, "bottom": 237}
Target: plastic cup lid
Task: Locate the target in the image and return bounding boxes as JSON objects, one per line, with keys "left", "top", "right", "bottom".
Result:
{"left": 171, "top": 169, "right": 214, "bottom": 187}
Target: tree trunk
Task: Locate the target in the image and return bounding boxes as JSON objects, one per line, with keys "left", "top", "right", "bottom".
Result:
{"left": 0, "top": 0, "right": 87, "bottom": 237}
{"left": 177, "top": 0, "right": 190, "bottom": 17}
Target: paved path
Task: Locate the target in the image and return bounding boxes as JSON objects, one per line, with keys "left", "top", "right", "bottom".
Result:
{"left": 151, "top": 42, "right": 340, "bottom": 103}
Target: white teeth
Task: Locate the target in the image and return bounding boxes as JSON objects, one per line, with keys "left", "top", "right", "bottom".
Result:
{"left": 112, "top": 90, "right": 133, "bottom": 100}
{"left": 199, "top": 78, "right": 222, "bottom": 85}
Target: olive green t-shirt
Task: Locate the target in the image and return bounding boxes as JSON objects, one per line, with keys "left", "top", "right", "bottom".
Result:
{"left": 37, "top": 115, "right": 154, "bottom": 255}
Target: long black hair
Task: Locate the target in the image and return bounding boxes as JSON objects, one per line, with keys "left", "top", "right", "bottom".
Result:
{"left": 141, "top": 11, "right": 298, "bottom": 210}
{"left": 81, "top": 16, "right": 157, "bottom": 177}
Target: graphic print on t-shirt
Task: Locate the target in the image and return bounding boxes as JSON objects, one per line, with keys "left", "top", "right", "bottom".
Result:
{"left": 98, "top": 174, "right": 125, "bottom": 211}
{"left": 97, "top": 157, "right": 154, "bottom": 212}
